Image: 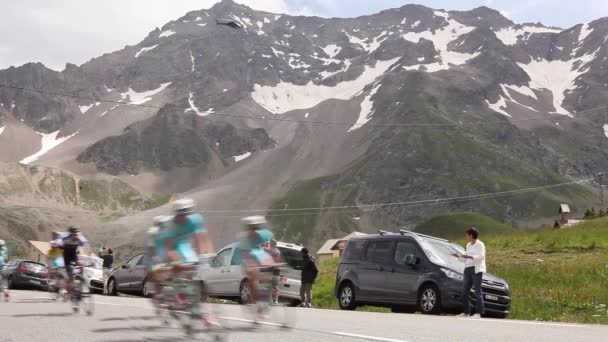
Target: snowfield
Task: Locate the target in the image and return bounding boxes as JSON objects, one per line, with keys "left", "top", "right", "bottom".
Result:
{"left": 20, "top": 131, "right": 78, "bottom": 165}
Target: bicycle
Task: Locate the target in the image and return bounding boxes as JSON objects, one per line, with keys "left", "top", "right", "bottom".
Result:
{"left": 69, "top": 262, "right": 94, "bottom": 316}
{"left": 48, "top": 267, "right": 68, "bottom": 302}
{"left": 155, "top": 262, "right": 224, "bottom": 340}
{"left": 244, "top": 263, "right": 295, "bottom": 330}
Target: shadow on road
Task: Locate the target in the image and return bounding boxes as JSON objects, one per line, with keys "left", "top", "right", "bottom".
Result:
{"left": 12, "top": 312, "right": 73, "bottom": 318}
{"left": 99, "top": 316, "right": 158, "bottom": 322}
{"left": 91, "top": 325, "right": 175, "bottom": 333}
{"left": 15, "top": 299, "right": 58, "bottom": 304}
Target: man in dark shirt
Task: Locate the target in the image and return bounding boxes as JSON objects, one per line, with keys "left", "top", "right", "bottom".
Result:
{"left": 300, "top": 248, "right": 318, "bottom": 308}
{"left": 101, "top": 248, "right": 114, "bottom": 294}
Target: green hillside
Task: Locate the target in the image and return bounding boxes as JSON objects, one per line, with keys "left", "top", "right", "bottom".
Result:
{"left": 414, "top": 212, "right": 516, "bottom": 239}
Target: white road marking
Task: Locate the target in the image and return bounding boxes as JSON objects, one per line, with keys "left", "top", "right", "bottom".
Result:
{"left": 333, "top": 332, "right": 410, "bottom": 342}
{"left": 464, "top": 318, "right": 589, "bottom": 328}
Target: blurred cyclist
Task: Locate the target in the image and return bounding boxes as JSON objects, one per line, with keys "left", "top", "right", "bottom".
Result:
{"left": 51, "top": 226, "right": 89, "bottom": 307}
{"left": 240, "top": 216, "right": 274, "bottom": 317}
{"left": 165, "top": 198, "right": 216, "bottom": 326}
{"left": 265, "top": 239, "right": 283, "bottom": 305}
{"left": 0, "top": 239, "right": 9, "bottom": 301}
{"left": 146, "top": 215, "right": 173, "bottom": 297}
{"left": 48, "top": 231, "right": 67, "bottom": 297}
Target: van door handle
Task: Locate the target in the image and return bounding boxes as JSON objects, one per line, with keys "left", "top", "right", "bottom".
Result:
{"left": 378, "top": 266, "right": 384, "bottom": 272}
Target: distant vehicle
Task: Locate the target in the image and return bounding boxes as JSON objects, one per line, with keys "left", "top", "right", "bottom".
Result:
{"left": 201, "top": 241, "right": 304, "bottom": 305}
{"left": 216, "top": 18, "right": 242, "bottom": 29}
{"left": 78, "top": 255, "right": 105, "bottom": 294}
{"left": 1, "top": 259, "right": 48, "bottom": 290}
{"left": 106, "top": 253, "right": 152, "bottom": 297}
{"left": 334, "top": 230, "right": 511, "bottom": 318}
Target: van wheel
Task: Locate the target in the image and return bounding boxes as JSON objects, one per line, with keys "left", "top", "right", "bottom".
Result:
{"left": 418, "top": 284, "right": 441, "bottom": 315}
{"left": 238, "top": 280, "right": 250, "bottom": 305}
{"left": 338, "top": 282, "right": 357, "bottom": 311}
{"left": 107, "top": 278, "right": 118, "bottom": 296}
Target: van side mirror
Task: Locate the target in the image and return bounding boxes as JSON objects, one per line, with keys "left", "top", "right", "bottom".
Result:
{"left": 404, "top": 254, "right": 420, "bottom": 265}
{"left": 121, "top": 264, "right": 129, "bottom": 269}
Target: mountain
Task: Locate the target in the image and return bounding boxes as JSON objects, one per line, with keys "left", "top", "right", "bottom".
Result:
{"left": 1, "top": 0, "right": 607, "bottom": 250}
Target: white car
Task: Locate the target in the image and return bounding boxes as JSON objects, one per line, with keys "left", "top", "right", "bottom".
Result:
{"left": 200, "top": 241, "right": 304, "bottom": 305}
{"left": 78, "top": 255, "right": 105, "bottom": 293}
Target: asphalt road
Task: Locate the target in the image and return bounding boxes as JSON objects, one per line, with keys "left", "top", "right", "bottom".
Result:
{"left": 0, "top": 290, "right": 606, "bottom": 342}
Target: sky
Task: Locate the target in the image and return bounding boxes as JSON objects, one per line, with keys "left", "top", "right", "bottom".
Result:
{"left": 1, "top": 0, "right": 607, "bottom": 71}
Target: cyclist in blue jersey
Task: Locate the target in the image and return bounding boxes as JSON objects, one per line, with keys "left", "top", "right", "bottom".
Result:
{"left": 240, "top": 216, "right": 274, "bottom": 311}
{"left": 166, "top": 198, "right": 213, "bottom": 264}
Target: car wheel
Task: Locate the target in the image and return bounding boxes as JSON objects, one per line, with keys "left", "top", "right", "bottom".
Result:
{"left": 142, "top": 279, "right": 152, "bottom": 298}
{"left": 338, "top": 282, "right": 357, "bottom": 311}
{"left": 418, "top": 284, "right": 441, "bottom": 315}
{"left": 107, "top": 278, "right": 118, "bottom": 296}
{"left": 238, "top": 280, "right": 250, "bottom": 305}
{"left": 288, "top": 299, "right": 301, "bottom": 307}
{"left": 7, "top": 276, "right": 14, "bottom": 290}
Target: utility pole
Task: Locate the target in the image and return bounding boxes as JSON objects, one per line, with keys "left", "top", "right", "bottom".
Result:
{"left": 597, "top": 172, "right": 608, "bottom": 213}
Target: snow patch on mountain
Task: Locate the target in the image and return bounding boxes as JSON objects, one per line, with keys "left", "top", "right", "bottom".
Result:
{"left": 485, "top": 95, "right": 511, "bottom": 117}
{"left": 322, "top": 45, "right": 342, "bottom": 58}
{"left": 79, "top": 104, "right": 94, "bottom": 114}
{"left": 120, "top": 82, "right": 172, "bottom": 105}
{"left": 320, "top": 60, "right": 352, "bottom": 79}
{"left": 517, "top": 50, "right": 599, "bottom": 115}
{"left": 159, "top": 30, "right": 176, "bottom": 38}
{"left": 402, "top": 14, "right": 479, "bottom": 70}
{"left": 135, "top": 45, "right": 159, "bottom": 58}
{"left": 486, "top": 84, "right": 542, "bottom": 117}
{"left": 234, "top": 152, "right": 251, "bottom": 162}
{"left": 185, "top": 92, "right": 214, "bottom": 116}
{"left": 348, "top": 83, "right": 381, "bottom": 132}
{"left": 344, "top": 31, "right": 389, "bottom": 53}
{"left": 252, "top": 58, "right": 399, "bottom": 114}
{"left": 20, "top": 131, "right": 78, "bottom": 165}
{"left": 495, "top": 26, "right": 561, "bottom": 45}
{"left": 579, "top": 23, "right": 593, "bottom": 42}
{"left": 190, "top": 50, "right": 196, "bottom": 72}
{"left": 0, "top": 125, "right": 5, "bottom": 137}
{"left": 604, "top": 124, "right": 608, "bottom": 138}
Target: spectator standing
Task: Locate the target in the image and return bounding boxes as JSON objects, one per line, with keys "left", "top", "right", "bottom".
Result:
{"left": 101, "top": 248, "right": 114, "bottom": 295}
{"left": 300, "top": 247, "right": 318, "bottom": 308}
{"left": 455, "top": 227, "right": 486, "bottom": 318}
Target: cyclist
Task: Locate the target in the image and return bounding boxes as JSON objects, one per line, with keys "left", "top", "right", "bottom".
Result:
{"left": 165, "top": 198, "right": 216, "bottom": 326}
{"left": 264, "top": 239, "right": 283, "bottom": 305}
{"left": 51, "top": 226, "right": 89, "bottom": 306}
{"left": 147, "top": 215, "right": 173, "bottom": 297}
{"left": 48, "top": 231, "right": 67, "bottom": 298}
{"left": 240, "top": 216, "right": 275, "bottom": 317}
{"left": 0, "top": 239, "right": 9, "bottom": 301}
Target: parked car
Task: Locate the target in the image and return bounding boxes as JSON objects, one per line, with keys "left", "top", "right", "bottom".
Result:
{"left": 201, "top": 241, "right": 304, "bottom": 305}
{"left": 78, "top": 255, "right": 105, "bottom": 294}
{"left": 334, "top": 230, "right": 511, "bottom": 318}
{"left": 106, "top": 253, "right": 152, "bottom": 297}
{"left": 1, "top": 259, "right": 48, "bottom": 290}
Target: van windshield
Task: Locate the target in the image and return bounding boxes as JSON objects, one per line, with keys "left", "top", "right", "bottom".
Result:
{"left": 418, "top": 238, "right": 465, "bottom": 272}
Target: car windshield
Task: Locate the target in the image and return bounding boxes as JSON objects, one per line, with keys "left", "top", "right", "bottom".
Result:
{"left": 23, "top": 262, "right": 46, "bottom": 272}
{"left": 79, "top": 256, "right": 103, "bottom": 269}
{"left": 418, "top": 238, "right": 465, "bottom": 272}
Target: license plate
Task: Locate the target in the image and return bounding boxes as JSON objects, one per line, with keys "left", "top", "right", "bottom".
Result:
{"left": 30, "top": 280, "right": 41, "bottom": 285}
{"left": 280, "top": 276, "right": 288, "bottom": 284}
{"left": 485, "top": 294, "right": 498, "bottom": 301}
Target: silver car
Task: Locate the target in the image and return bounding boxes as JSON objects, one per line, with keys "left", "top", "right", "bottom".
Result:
{"left": 201, "top": 241, "right": 303, "bottom": 305}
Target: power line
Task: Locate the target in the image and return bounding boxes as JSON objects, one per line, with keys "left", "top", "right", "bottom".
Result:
{"left": 1, "top": 83, "right": 606, "bottom": 128}
{"left": 202, "top": 177, "right": 595, "bottom": 217}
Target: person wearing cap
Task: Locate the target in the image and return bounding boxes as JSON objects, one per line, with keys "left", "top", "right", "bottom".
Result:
{"left": 300, "top": 247, "right": 318, "bottom": 308}
{"left": 0, "top": 239, "right": 9, "bottom": 301}
{"left": 101, "top": 247, "right": 114, "bottom": 295}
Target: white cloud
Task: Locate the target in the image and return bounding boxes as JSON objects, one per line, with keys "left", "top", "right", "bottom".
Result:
{"left": 0, "top": 0, "right": 311, "bottom": 71}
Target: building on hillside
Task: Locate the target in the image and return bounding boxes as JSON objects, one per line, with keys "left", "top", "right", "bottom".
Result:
{"left": 26, "top": 240, "right": 93, "bottom": 265}
{"left": 556, "top": 204, "right": 582, "bottom": 228}
{"left": 316, "top": 232, "right": 366, "bottom": 261}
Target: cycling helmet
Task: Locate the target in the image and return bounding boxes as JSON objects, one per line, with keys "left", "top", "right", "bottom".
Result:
{"left": 147, "top": 226, "right": 160, "bottom": 236}
{"left": 68, "top": 226, "right": 80, "bottom": 234}
{"left": 242, "top": 216, "right": 266, "bottom": 230}
{"left": 173, "top": 198, "right": 195, "bottom": 214}
{"left": 0, "top": 240, "right": 5, "bottom": 246}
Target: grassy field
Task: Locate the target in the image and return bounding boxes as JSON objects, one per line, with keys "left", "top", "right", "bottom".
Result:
{"left": 313, "top": 217, "right": 608, "bottom": 324}
{"left": 415, "top": 212, "right": 516, "bottom": 239}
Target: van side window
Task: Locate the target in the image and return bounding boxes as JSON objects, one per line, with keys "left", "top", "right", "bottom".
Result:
{"left": 342, "top": 240, "right": 366, "bottom": 262}
{"left": 364, "top": 241, "right": 393, "bottom": 263}
{"left": 394, "top": 241, "right": 420, "bottom": 264}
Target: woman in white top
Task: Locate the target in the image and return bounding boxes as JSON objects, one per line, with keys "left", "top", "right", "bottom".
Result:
{"left": 454, "top": 227, "right": 486, "bottom": 318}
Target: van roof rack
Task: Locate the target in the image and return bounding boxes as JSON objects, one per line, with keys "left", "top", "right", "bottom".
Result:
{"left": 399, "top": 229, "right": 449, "bottom": 242}
{"left": 378, "top": 230, "right": 396, "bottom": 235}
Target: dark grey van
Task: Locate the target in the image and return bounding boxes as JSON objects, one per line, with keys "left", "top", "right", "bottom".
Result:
{"left": 334, "top": 230, "right": 511, "bottom": 318}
